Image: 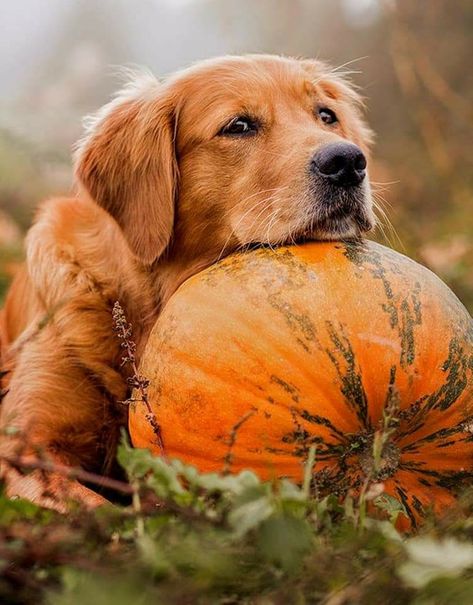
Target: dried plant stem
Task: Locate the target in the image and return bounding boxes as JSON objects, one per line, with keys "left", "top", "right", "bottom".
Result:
{"left": 1, "top": 454, "right": 135, "bottom": 496}
{"left": 112, "top": 302, "right": 166, "bottom": 457}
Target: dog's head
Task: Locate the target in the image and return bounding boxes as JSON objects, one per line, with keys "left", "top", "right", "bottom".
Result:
{"left": 75, "top": 55, "right": 374, "bottom": 266}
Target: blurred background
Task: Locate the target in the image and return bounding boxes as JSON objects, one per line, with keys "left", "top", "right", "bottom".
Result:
{"left": 0, "top": 0, "right": 472, "bottom": 310}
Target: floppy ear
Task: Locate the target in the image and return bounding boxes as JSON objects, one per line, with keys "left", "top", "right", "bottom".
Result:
{"left": 74, "top": 75, "right": 177, "bottom": 264}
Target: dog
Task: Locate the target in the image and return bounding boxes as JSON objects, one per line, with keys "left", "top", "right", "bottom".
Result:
{"left": 0, "top": 54, "right": 374, "bottom": 510}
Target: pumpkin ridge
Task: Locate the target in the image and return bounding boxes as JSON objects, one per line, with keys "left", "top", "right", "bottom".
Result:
{"left": 398, "top": 284, "right": 423, "bottom": 368}
{"left": 132, "top": 240, "right": 473, "bottom": 530}
{"left": 324, "top": 321, "right": 370, "bottom": 429}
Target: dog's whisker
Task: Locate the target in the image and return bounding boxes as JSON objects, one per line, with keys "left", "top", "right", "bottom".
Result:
{"left": 216, "top": 188, "right": 289, "bottom": 262}
{"left": 237, "top": 186, "right": 288, "bottom": 207}
{"left": 216, "top": 197, "right": 276, "bottom": 261}
{"left": 371, "top": 191, "right": 395, "bottom": 210}
{"left": 326, "top": 56, "right": 368, "bottom": 77}
{"left": 262, "top": 206, "right": 284, "bottom": 251}
{"left": 370, "top": 179, "right": 400, "bottom": 187}
{"left": 371, "top": 196, "right": 404, "bottom": 250}
{"left": 233, "top": 199, "right": 283, "bottom": 254}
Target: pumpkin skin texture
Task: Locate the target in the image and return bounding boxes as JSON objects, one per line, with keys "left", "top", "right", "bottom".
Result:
{"left": 130, "top": 241, "right": 473, "bottom": 529}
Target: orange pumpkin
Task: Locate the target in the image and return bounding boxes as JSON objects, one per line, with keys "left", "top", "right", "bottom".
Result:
{"left": 130, "top": 241, "right": 473, "bottom": 529}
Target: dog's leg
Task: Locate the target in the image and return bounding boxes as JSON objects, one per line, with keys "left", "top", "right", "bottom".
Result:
{"left": 2, "top": 459, "right": 109, "bottom": 513}
{"left": 0, "top": 197, "right": 150, "bottom": 510}
{"left": 0, "top": 304, "right": 127, "bottom": 511}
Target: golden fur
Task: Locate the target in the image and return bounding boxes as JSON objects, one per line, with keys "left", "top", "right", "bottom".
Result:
{"left": 0, "top": 54, "right": 374, "bottom": 509}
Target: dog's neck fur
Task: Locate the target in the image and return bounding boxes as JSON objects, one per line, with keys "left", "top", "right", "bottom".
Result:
{"left": 153, "top": 253, "right": 226, "bottom": 306}
{"left": 148, "top": 226, "right": 240, "bottom": 327}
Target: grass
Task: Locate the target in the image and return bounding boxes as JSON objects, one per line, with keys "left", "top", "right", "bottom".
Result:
{"left": 2, "top": 440, "right": 473, "bottom": 605}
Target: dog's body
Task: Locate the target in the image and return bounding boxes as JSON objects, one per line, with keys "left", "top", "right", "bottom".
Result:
{"left": 0, "top": 55, "right": 374, "bottom": 509}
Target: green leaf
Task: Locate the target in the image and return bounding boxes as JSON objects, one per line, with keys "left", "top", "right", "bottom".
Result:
{"left": 228, "top": 489, "right": 275, "bottom": 537}
{"left": 373, "top": 493, "right": 408, "bottom": 525}
{"left": 48, "top": 571, "right": 153, "bottom": 605}
{"left": 413, "top": 577, "right": 473, "bottom": 605}
{"left": 257, "top": 515, "right": 312, "bottom": 572}
{"left": 399, "top": 537, "right": 473, "bottom": 589}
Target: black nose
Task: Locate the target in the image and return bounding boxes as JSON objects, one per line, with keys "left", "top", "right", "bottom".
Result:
{"left": 311, "top": 142, "right": 366, "bottom": 187}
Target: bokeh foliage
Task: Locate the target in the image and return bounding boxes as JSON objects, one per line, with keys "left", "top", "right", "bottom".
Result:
{"left": 0, "top": 0, "right": 472, "bottom": 310}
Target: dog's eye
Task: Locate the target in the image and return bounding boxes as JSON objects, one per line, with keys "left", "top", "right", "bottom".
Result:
{"left": 218, "top": 116, "right": 258, "bottom": 136}
{"left": 318, "top": 107, "right": 338, "bottom": 125}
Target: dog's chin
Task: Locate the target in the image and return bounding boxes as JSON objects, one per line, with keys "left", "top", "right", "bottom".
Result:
{"left": 292, "top": 207, "right": 375, "bottom": 245}
{"left": 297, "top": 181, "right": 375, "bottom": 243}
{"left": 248, "top": 215, "right": 370, "bottom": 251}
{"left": 239, "top": 192, "right": 375, "bottom": 250}
{"left": 310, "top": 214, "right": 372, "bottom": 242}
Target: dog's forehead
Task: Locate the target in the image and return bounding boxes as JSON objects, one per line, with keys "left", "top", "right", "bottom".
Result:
{"left": 169, "top": 56, "right": 322, "bottom": 142}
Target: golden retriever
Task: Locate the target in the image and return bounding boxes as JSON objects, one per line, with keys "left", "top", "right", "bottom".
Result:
{"left": 0, "top": 54, "right": 374, "bottom": 509}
